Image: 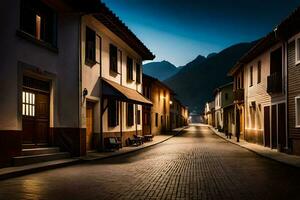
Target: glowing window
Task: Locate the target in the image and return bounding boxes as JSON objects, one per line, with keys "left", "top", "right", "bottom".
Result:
{"left": 22, "top": 91, "right": 35, "bottom": 116}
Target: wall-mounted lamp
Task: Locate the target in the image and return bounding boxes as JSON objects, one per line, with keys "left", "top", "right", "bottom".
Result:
{"left": 169, "top": 101, "right": 173, "bottom": 105}
{"left": 83, "top": 88, "right": 88, "bottom": 97}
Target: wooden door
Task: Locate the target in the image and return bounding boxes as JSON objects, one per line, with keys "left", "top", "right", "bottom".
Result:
{"left": 278, "top": 103, "right": 286, "bottom": 151}
{"left": 271, "top": 105, "right": 278, "bottom": 149}
{"left": 35, "top": 92, "right": 49, "bottom": 143}
{"left": 264, "top": 106, "right": 270, "bottom": 147}
{"left": 142, "top": 107, "right": 151, "bottom": 135}
{"left": 22, "top": 90, "right": 49, "bottom": 144}
{"left": 86, "top": 102, "right": 94, "bottom": 150}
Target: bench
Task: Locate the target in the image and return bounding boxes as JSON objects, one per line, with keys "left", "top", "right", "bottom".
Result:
{"left": 144, "top": 134, "right": 153, "bottom": 142}
{"left": 104, "top": 137, "right": 122, "bottom": 150}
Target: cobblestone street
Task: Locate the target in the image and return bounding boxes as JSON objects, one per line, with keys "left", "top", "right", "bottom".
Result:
{"left": 1, "top": 124, "right": 300, "bottom": 200}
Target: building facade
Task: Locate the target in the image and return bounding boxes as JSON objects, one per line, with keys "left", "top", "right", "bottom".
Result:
{"left": 213, "top": 83, "right": 234, "bottom": 135}
{"left": 204, "top": 101, "right": 215, "bottom": 126}
{"left": 142, "top": 74, "right": 172, "bottom": 135}
{"left": 0, "top": 0, "right": 154, "bottom": 167}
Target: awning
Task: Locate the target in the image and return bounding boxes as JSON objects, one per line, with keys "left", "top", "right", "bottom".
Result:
{"left": 102, "top": 78, "right": 152, "bottom": 106}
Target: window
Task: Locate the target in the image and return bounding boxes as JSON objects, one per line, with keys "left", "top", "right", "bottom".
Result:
{"left": 127, "top": 57, "right": 134, "bottom": 81}
{"left": 296, "top": 38, "right": 300, "bottom": 64}
{"left": 85, "top": 27, "right": 96, "bottom": 65}
{"left": 250, "top": 66, "right": 253, "bottom": 87}
{"left": 161, "top": 115, "right": 163, "bottom": 125}
{"left": 257, "top": 61, "right": 261, "bottom": 83}
{"left": 155, "top": 113, "right": 158, "bottom": 127}
{"left": 225, "top": 93, "right": 228, "bottom": 100}
{"left": 137, "top": 110, "right": 141, "bottom": 125}
{"left": 296, "top": 97, "right": 300, "bottom": 127}
{"left": 22, "top": 91, "right": 35, "bottom": 117}
{"left": 20, "top": 0, "right": 57, "bottom": 46}
{"left": 127, "top": 103, "right": 134, "bottom": 126}
{"left": 136, "top": 63, "right": 141, "bottom": 83}
{"left": 108, "top": 100, "right": 119, "bottom": 127}
{"left": 110, "top": 44, "right": 118, "bottom": 73}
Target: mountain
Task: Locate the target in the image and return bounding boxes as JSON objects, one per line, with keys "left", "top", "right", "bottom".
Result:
{"left": 164, "top": 41, "right": 257, "bottom": 114}
{"left": 143, "top": 60, "right": 178, "bottom": 81}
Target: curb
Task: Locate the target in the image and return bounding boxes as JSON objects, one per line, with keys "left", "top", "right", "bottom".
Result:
{"left": 0, "top": 126, "right": 188, "bottom": 180}
{"left": 208, "top": 125, "right": 300, "bottom": 168}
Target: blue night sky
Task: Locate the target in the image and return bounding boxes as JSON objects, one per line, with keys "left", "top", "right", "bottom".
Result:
{"left": 102, "top": 0, "right": 299, "bottom": 66}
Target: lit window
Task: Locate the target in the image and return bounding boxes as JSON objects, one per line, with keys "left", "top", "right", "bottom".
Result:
{"left": 22, "top": 91, "right": 35, "bottom": 116}
{"left": 296, "top": 38, "right": 300, "bottom": 64}
{"left": 295, "top": 96, "right": 300, "bottom": 127}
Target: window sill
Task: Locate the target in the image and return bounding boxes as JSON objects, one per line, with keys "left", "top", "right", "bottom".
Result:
{"left": 16, "top": 30, "right": 58, "bottom": 53}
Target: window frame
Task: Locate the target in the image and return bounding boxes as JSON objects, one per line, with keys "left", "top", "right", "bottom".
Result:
{"left": 295, "top": 96, "right": 300, "bottom": 128}
{"left": 127, "top": 57, "right": 134, "bottom": 81}
{"left": 109, "top": 44, "right": 118, "bottom": 73}
{"left": 22, "top": 91, "right": 36, "bottom": 117}
{"left": 137, "top": 109, "right": 141, "bottom": 125}
{"left": 19, "top": 0, "right": 58, "bottom": 50}
{"left": 127, "top": 103, "right": 134, "bottom": 126}
{"left": 257, "top": 61, "right": 261, "bottom": 84}
{"left": 108, "top": 99, "right": 119, "bottom": 127}
{"left": 136, "top": 63, "right": 141, "bottom": 83}
{"left": 85, "top": 26, "right": 96, "bottom": 66}
{"left": 296, "top": 37, "right": 300, "bottom": 65}
{"left": 249, "top": 66, "right": 253, "bottom": 87}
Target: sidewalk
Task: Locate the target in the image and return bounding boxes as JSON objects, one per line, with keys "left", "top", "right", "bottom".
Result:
{"left": 208, "top": 125, "right": 300, "bottom": 168}
{"left": 0, "top": 126, "right": 188, "bottom": 180}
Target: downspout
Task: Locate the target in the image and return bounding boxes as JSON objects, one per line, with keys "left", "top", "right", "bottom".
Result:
{"left": 284, "top": 40, "right": 289, "bottom": 150}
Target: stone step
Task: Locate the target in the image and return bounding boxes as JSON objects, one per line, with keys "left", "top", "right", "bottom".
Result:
{"left": 13, "top": 152, "right": 71, "bottom": 166}
{"left": 22, "top": 143, "right": 48, "bottom": 149}
{"left": 21, "top": 147, "right": 60, "bottom": 156}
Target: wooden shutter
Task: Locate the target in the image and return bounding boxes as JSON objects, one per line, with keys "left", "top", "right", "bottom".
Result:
{"left": 110, "top": 44, "right": 118, "bottom": 72}
{"left": 127, "top": 103, "right": 134, "bottom": 126}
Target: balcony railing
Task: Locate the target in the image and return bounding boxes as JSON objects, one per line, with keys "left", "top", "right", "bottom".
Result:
{"left": 267, "top": 72, "right": 282, "bottom": 94}
{"left": 233, "top": 88, "right": 244, "bottom": 102}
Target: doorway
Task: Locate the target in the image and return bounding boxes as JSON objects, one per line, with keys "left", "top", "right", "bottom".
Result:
{"left": 264, "top": 106, "right": 270, "bottom": 147}
{"left": 86, "top": 101, "right": 95, "bottom": 150}
{"left": 22, "top": 76, "right": 50, "bottom": 146}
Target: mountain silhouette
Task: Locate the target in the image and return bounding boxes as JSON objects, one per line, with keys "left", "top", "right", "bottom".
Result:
{"left": 164, "top": 41, "right": 257, "bottom": 113}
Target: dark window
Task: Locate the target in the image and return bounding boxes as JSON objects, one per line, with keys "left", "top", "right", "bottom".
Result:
{"left": 225, "top": 93, "right": 228, "bottom": 100}
{"left": 137, "top": 110, "right": 141, "bottom": 125}
{"left": 250, "top": 66, "right": 253, "bottom": 87}
{"left": 257, "top": 61, "right": 261, "bottom": 83}
{"left": 108, "top": 100, "right": 119, "bottom": 127}
{"left": 161, "top": 115, "right": 163, "bottom": 125}
{"left": 110, "top": 44, "right": 118, "bottom": 73}
{"left": 127, "top": 57, "right": 134, "bottom": 81}
{"left": 155, "top": 113, "right": 158, "bottom": 127}
{"left": 85, "top": 27, "right": 96, "bottom": 65}
{"left": 136, "top": 63, "right": 141, "bottom": 83}
{"left": 127, "top": 103, "right": 134, "bottom": 126}
{"left": 20, "top": 0, "right": 57, "bottom": 46}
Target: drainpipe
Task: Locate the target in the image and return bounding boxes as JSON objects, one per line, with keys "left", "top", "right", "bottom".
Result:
{"left": 120, "top": 55, "right": 123, "bottom": 145}
{"left": 284, "top": 40, "right": 289, "bottom": 151}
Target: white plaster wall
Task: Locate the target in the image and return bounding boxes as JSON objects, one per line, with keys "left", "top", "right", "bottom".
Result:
{"left": 0, "top": 0, "right": 80, "bottom": 130}
{"left": 81, "top": 15, "right": 143, "bottom": 133}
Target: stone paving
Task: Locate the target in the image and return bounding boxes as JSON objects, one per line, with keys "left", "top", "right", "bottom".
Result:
{"left": 1, "top": 124, "right": 300, "bottom": 200}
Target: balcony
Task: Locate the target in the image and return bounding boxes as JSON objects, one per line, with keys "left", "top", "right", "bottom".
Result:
{"left": 233, "top": 88, "right": 244, "bottom": 103}
{"left": 267, "top": 72, "right": 282, "bottom": 94}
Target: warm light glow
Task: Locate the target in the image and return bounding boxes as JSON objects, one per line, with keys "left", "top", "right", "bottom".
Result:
{"left": 36, "top": 15, "right": 41, "bottom": 40}
{"left": 169, "top": 100, "right": 173, "bottom": 105}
